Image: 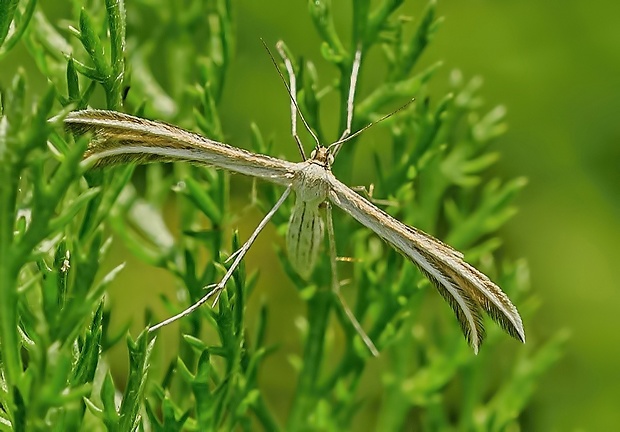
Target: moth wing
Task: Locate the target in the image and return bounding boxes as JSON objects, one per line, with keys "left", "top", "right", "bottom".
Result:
{"left": 64, "top": 110, "right": 298, "bottom": 185}
{"left": 327, "top": 175, "right": 525, "bottom": 353}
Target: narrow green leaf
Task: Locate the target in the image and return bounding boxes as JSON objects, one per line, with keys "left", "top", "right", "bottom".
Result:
{"left": 0, "top": 0, "right": 19, "bottom": 47}
{"left": 367, "top": 0, "right": 405, "bottom": 43}
{"left": 66, "top": 58, "right": 80, "bottom": 101}
{"left": 104, "top": 0, "right": 126, "bottom": 72}
{"left": 399, "top": 0, "right": 440, "bottom": 77}
{"left": 6, "top": 70, "right": 26, "bottom": 131}
{"left": 71, "top": 302, "right": 104, "bottom": 386}
{"left": 48, "top": 187, "right": 101, "bottom": 233}
{"left": 83, "top": 397, "right": 104, "bottom": 419}
{"left": 181, "top": 176, "right": 223, "bottom": 224}
{"left": 308, "top": 0, "right": 346, "bottom": 62}
{"left": 182, "top": 334, "right": 208, "bottom": 351}
{"left": 193, "top": 350, "right": 215, "bottom": 430}
{"left": 70, "top": 57, "right": 105, "bottom": 82}
{"left": 0, "top": 0, "right": 37, "bottom": 59}
{"left": 78, "top": 10, "right": 111, "bottom": 78}
{"left": 100, "top": 372, "right": 120, "bottom": 427}
{"left": 119, "top": 331, "right": 155, "bottom": 431}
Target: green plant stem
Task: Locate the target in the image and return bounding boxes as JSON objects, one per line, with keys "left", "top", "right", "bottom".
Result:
{"left": 253, "top": 395, "right": 281, "bottom": 431}
{"left": 104, "top": 0, "right": 126, "bottom": 109}
{"left": 0, "top": 160, "right": 20, "bottom": 407}
{"left": 288, "top": 289, "right": 332, "bottom": 429}
{"left": 351, "top": 0, "right": 370, "bottom": 46}
{"left": 367, "top": 0, "right": 404, "bottom": 46}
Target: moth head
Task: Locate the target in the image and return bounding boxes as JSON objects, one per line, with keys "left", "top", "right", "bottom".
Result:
{"left": 309, "top": 146, "right": 334, "bottom": 168}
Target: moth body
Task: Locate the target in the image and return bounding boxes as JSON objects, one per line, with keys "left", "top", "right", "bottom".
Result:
{"left": 286, "top": 151, "right": 331, "bottom": 278}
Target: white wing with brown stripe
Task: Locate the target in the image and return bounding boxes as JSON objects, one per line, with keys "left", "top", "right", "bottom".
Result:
{"left": 326, "top": 173, "right": 525, "bottom": 353}
{"left": 64, "top": 110, "right": 298, "bottom": 186}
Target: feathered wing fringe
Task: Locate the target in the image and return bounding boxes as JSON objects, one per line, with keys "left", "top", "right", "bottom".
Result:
{"left": 328, "top": 176, "right": 525, "bottom": 353}
{"left": 64, "top": 110, "right": 297, "bottom": 185}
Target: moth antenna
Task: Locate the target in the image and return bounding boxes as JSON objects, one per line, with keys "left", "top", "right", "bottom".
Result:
{"left": 261, "top": 39, "right": 320, "bottom": 152}
{"left": 333, "top": 46, "right": 362, "bottom": 155}
{"left": 327, "top": 98, "right": 415, "bottom": 153}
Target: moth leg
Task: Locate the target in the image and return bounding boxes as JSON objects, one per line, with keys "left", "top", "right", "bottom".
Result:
{"left": 326, "top": 202, "right": 379, "bottom": 357}
{"left": 319, "top": 203, "right": 360, "bottom": 264}
{"left": 350, "top": 184, "right": 399, "bottom": 207}
{"left": 276, "top": 41, "right": 307, "bottom": 161}
{"left": 229, "top": 179, "right": 261, "bottom": 228}
{"left": 333, "top": 46, "right": 362, "bottom": 158}
{"left": 149, "top": 186, "right": 293, "bottom": 332}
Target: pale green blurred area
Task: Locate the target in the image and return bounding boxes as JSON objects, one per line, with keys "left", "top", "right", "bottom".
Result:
{"left": 3, "top": 0, "right": 618, "bottom": 429}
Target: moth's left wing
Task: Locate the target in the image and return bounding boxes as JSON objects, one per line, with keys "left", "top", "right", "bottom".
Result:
{"left": 64, "top": 110, "right": 298, "bottom": 186}
{"left": 327, "top": 174, "right": 525, "bottom": 353}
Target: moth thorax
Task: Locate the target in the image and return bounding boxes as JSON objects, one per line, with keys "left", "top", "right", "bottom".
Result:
{"left": 286, "top": 198, "right": 324, "bottom": 279}
{"left": 293, "top": 163, "right": 329, "bottom": 203}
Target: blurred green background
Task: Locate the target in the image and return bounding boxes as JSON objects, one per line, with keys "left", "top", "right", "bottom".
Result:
{"left": 3, "top": 0, "right": 618, "bottom": 429}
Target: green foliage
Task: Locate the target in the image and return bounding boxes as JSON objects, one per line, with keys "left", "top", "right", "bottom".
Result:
{"left": 0, "top": 0, "right": 564, "bottom": 431}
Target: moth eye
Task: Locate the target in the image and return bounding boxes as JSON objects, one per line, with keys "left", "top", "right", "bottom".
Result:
{"left": 328, "top": 154, "right": 335, "bottom": 165}
{"left": 310, "top": 149, "right": 317, "bottom": 159}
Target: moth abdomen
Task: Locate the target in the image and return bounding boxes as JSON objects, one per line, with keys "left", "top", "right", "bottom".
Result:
{"left": 286, "top": 199, "right": 324, "bottom": 279}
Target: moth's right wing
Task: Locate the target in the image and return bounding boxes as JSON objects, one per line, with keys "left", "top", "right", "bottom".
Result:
{"left": 64, "top": 110, "right": 298, "bottom": 186}
{"left": 327, "top": 174, "right": 525, "bottom": 353}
